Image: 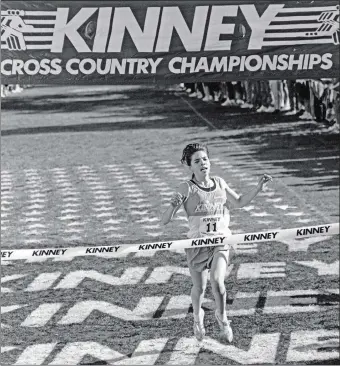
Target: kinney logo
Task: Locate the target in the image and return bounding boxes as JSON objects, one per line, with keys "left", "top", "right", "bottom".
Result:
{"left": 1, "top": 10, "right": 34, "bottom": 50}
{"left": 305, "top": 6, "right": 339, "bottom": 45}
{"left": 1, "top": 4, "right": 339, "bottom": 53}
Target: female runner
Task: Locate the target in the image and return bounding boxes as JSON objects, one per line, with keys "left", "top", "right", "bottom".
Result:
{"left": 162, "top": 143, "right": 272, "bottom": 342}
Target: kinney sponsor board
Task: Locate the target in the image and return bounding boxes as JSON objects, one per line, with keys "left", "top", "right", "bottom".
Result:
{"left": 1, "top": 1, "right": 339, "bottom": 84}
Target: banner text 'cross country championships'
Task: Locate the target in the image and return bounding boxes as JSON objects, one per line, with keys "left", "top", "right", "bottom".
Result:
{"left": 1, "top": 1, "right": 339, "bottom": 83}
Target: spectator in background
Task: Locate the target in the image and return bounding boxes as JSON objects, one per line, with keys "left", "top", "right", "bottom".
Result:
{"left": 285, "top": 80, "right": 298, "bottom": 115}
{"left": 185, "top": 83, "right": 196, "bottom": 97}
{"left": 179, "top": 77, "right": 338, "bottom": 131}
{"left": 255, "top": 80, "right": 274, "bottom": 113}
{"left": 1, "top": 84, "right": 24, "bottom": 98}
{"left": 241, "top": 80, "right": 254, "bottom": 109}
{"left": 296, "top": 80, "right": 314, "bottom": 120}
{"left": 1, "top": 84, "right": 6, "bottom": 98}
{"left": 269, "top": 80, "right": 282, "bottom": 113}
{"left": 221, "top": 82, "right": 237, "bottom": 106}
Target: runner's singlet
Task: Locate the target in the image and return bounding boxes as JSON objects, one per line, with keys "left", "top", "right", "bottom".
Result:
{"left": 182, "top": 177, "right": 232, "bottom": 271}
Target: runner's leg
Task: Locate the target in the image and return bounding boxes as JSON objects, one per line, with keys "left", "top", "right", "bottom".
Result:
{"left": 210, "top": 251, "right": 230, "bottom": 319}
{"left": 189, "top": 266, "right": 208, "bottom": 316}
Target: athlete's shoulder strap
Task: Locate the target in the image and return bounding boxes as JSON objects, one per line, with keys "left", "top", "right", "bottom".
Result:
{"left": 214, "top": 176, "right": 227, "bottom": 189}
{"left": 178, "top": 181, "right": 191, "bottom": 203}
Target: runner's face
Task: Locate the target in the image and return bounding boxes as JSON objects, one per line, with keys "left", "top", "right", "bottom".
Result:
{"left": 190, "top": 151, "right": 210, "bottom": 179}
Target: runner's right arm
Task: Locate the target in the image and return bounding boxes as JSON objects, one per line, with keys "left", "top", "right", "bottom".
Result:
{"left": 161, "top": 182, "right": 188, "bottom": 225}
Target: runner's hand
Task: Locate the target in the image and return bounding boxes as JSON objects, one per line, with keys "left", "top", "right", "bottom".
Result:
{"left": 170, "top": 193, "right": 184, "bottom": 208}
{"left": 259, "top": 174, "right": 273, "bottom": 191}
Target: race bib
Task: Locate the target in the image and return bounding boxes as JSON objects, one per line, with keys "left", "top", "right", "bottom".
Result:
{"left": 199, "top": 215, "right": 229, "bottom": 235}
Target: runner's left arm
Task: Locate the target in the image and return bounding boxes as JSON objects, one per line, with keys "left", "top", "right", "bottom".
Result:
{"left": 222, "top": 174, "right": 272, "bottom": 208}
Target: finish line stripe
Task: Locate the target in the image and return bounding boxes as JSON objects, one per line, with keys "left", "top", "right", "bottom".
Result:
{"left": 2, "top": 223, "right": 338, "bottom": 261}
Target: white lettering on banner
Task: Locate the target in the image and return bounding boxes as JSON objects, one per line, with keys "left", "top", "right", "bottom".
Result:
{"left": 58, "top": 297, "right": 164, "bottom": 324}
{"left": 51, "top": 8, "right": 97, "bottom": 52}
{"left": 264, "top": 289, "right": 339, "bottom": 314}
{"left": 1, "top": 54, "right": 334, "bottom": 76}
{"left": 1, "top": 59, "right": 62, "bottom": 76}
{"left": 296, "top": 260, "right": 339, "bottom": 276}
{"left": 14, "top": 343, "right": 57, "bottom": 365}
{"left": 241, "top": 5, "right": 283, "bottom": 49}
{"left": 204, "top": 6, "right": 237, "bottom": 51}
{"left": 167, "top": 54, "right": 333, "bottom": 75}
{"left": 3, "top": 4, "right": 336, "bottom": 54}
{"left": 64, "top": 58, "right": 163, "bottom": 76}
{"left": 107, "top": 7, "right": 160, "bottom": 53}
{"left": 286, "top": 330, "right": 339, "bottom": 362}
{"left": 168, "top": 333, "right": 280, "bottom": 364}
{"left": 237, "top": 262, "right": 286, "bottom": 279}
{"left": 54, "top": 268, "right": 148, "bottom": 289}
{"left": 92, "top": 7, "right": 112, "bottom": 53}
{"left": 20, "top": 303, "right": 63, "bottom": 327}
{"left": 155, "top": 6, "right": 208, "bottom": 52}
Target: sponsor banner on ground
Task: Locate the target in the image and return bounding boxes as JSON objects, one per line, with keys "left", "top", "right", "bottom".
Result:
{"left": 1, "top": 223, "right": 339, "bottom": 261}
{"left": 1, "top": 1, "right": 339, "bottom": 84}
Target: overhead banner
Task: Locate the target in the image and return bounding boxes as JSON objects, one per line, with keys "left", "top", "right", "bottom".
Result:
{"left": 1, "top": 1, "right": 339, "bottom": 84}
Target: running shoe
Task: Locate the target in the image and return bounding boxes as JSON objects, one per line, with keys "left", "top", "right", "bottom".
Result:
{"left": 221, "top": 99, "right": 236, "bottom": 107}
{"left": 299, "top": 111, "right": 313, "bottom": 120}
{"left": 241, "top": 102, "right": 253, "bottom": 109}
{"left": 256, "top": 105, "right": 266, "bottom": 113}
{"left": 215, "top": 310, "right": 233, "bottom": 343}
{"left": 284, "top": 109, "right": 297, "bottom": 116}
{"left": 193, "top": 309, "right": 205, "bottom": 341}
{"left": 264, "top": 106, "right": 275, "bottom": 113}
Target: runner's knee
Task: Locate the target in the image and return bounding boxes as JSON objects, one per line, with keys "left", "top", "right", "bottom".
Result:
{"left": 192, "top": 283, "right": 206, "bottom": 295}
{"left": 210, "top": 273, "right": 226, "bottom": 294}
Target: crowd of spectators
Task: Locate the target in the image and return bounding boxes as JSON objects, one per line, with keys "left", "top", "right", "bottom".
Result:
{"left": 1, "top": 84, "right": 25, "bottom": 97}
{"left": 180, "top": 79, "right": 339, "bottom": 132}
{"left": 2, "top": 80, "right": 339, "bottom": 133}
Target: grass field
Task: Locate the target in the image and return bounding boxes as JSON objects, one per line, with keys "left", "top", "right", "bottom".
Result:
{"left": 1, "top": 86, "right": 339, "bottom": 364}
